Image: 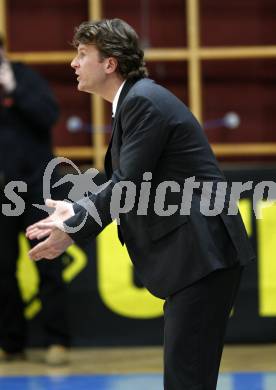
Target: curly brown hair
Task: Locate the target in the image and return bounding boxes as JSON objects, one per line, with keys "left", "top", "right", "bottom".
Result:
{"left": 73, "top": 19, "right": 148, "bottom": 80}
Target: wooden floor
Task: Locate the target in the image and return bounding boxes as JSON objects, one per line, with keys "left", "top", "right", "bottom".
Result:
{"left": 0, "top": 345, "right": 276, "bottom": 376}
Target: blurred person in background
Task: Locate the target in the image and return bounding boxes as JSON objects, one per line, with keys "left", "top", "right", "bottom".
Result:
{"left": 0, "top": 35, "right": 70, "bottom": 365}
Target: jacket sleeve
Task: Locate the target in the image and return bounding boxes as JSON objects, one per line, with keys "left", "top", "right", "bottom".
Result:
{"left": 65, "top": 95, "right": 170, "bottom": 245}
{"left": 11, "top": 63, "right": 59, "bottom": 130}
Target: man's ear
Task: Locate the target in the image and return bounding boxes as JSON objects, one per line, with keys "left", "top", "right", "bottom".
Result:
{"left": 105, "top": 57, "right": 118, "bottom": 74}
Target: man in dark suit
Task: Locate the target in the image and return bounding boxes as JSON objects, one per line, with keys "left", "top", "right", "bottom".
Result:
{"left": 27, "top": 19, "right": 254, "bottom": 389}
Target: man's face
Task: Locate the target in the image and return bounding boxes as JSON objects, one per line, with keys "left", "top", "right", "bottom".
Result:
{"left": 71, "top": 44, "right": 108, "bottom": 94}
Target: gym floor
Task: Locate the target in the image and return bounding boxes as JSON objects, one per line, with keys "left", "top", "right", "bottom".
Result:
{"left": 0, "top": 345, "right": 275, "bottom": 389}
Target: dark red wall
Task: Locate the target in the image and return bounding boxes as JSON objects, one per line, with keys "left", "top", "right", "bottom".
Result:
{"left": 5, "top": 0, "right": 276, "bottom": 152}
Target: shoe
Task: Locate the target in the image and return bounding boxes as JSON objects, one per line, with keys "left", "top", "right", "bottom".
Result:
{"left": 45, "top": 345, "right": 69, "bottom": 366}
{"left": 0, "top": 348, "right": 26, "bottom": 362}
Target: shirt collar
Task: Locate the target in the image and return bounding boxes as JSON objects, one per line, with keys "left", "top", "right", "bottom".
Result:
{"left": 112, "top": 80, "right": 126, "bottom": 117}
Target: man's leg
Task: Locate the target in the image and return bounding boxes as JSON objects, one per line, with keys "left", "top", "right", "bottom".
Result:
{"left": 0, "top": 198, "right": 26, "bottom": 354}
{"left": 163, "top": 265, "right": 243, "bottom": 390}
{"left": 24, "top": 180, "right": 70, "bottom": 364}
{"left": 35, "top": 258, "right": 70, "bottom": 349}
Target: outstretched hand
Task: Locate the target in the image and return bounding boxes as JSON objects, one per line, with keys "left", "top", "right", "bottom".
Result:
{"left": 26, "top": 199, "right": 75, "bottom": 261}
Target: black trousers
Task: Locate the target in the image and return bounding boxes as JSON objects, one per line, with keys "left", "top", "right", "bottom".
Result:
{"left": 0, "top": 180, "right": 70, "bottom": 352}
{"left": 163, "top": 264, "right": 243, "bottom": 390}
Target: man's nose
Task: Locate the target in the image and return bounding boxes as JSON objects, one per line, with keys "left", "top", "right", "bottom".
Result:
{"left": 71, "top": 57, "right": 78, "bottom": 69}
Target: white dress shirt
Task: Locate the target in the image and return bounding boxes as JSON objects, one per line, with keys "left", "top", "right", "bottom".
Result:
{"left": 112, "top": 80, "right": 126, "bottom": 117}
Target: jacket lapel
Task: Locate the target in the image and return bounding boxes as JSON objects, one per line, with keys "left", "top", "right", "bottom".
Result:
{"left": 111, "top": 78, "right": 137, "bottom": 135}
{"left": 104, "top": 78, "right": 139, "bottom": 177}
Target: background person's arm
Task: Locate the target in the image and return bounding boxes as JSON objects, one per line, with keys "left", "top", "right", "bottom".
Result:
{"left": 11, "top": 63, "right": 59, "bottom": 131}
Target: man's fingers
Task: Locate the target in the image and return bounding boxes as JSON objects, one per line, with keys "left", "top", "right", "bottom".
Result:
{"left": 37, "top": 221, "right": 57, "bottom": 229}
{"left": 26, "top": 228, "right": 41, "bottom": 240}
{"left": 26, "top": 199, "right": 57, "bottom": 237}
{"left": 26, "top": 216, "right": 52, "bottom": 233}
{"left": 27, "top": 229, "right": 51, "bottom": 241}
{"left": 32, "top": 251, "right": 56, "bottom": 261}
{"left": 26, "top": 220, "right": 65, "bottom": 242}
{"left": 26, "top": 226, "right": 44, "bottom": 240}
{"left": 46, "top": 199, "right": 57, "bottom": 209}
{"left": 36, "top": 229, "right": 52, "bottom": 240}
{"left": 26, "top": 224, "right": 37, "bottom": 234}
{"left": 29, "top": 221, "right": 56, "bottom": 231}
{"left": 29, "top": 240, "right": 58, "bottom": 261}
{"left": 26, "top": 222, "right": 56, "bottom": 240}
{"left": 29, "top": 240, "right": 51, "bottom": 261}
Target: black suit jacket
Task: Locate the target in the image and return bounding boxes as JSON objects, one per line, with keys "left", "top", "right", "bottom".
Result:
{"left": 67, "top": 78, "right": 255, "bottom": 298}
